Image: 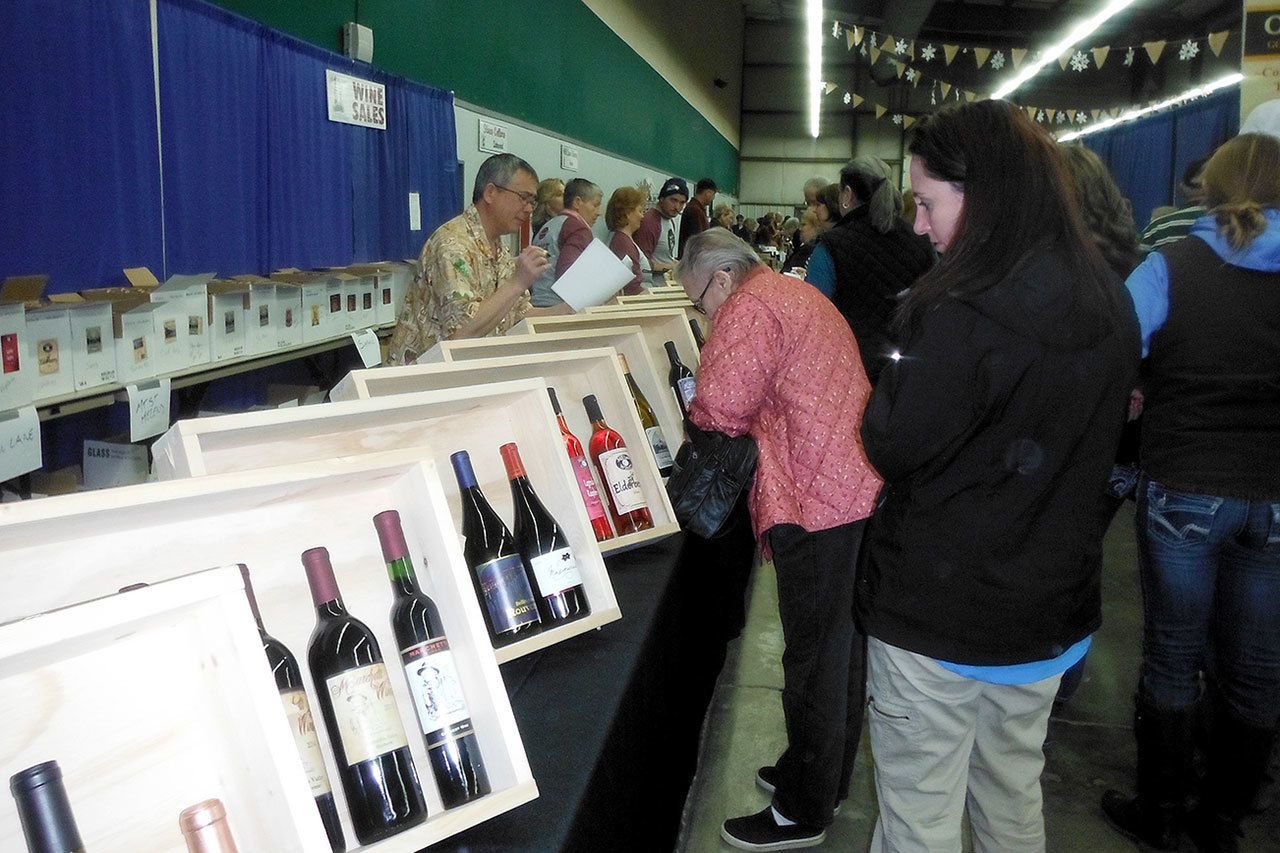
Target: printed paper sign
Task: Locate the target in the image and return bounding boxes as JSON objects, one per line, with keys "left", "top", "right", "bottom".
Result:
{"left": 408, "top": 192, "right": 422, "bottom": 231}
{"left": 326, "top": 69, "right": 387, "bottom": 130}
{"left": 551, "top": 239, "right": 637, "bottom": 310}
{"left": 560, "top": 144, "right": 579, "bottom": 171}
{"left": 478, "top": 119, "right": 508, "bottom": 154}
{"left": 127, "top": 378, "right": 172, "bottom": 442}
{"left": 0, "top": 407, "right": 41, "bottom": 483}
{"left": 351, "top": 328, "right": 382, "bottom": 368}
{"left": 83, "top": 440, "right": 149, "bottom": 490}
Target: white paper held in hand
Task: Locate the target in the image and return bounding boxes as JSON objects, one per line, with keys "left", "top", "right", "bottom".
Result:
{"left": 550, "top": 239, "right": 637, "bottom": 311}
{"left": 0, "top": 407, "right": 41, "bottom": 483}
{"left": 127, "top": 378, "right": 172, "bottom": 442}
{"left": 351, "top": 328, "right": 382, "bottom": 368}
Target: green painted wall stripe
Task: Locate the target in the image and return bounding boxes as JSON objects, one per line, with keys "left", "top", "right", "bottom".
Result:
{"left": 208, "top": 0, "right": 739, "bottom": 193}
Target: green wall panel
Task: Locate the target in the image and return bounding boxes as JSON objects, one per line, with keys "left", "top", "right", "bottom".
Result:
{"left": 207, "top": 0, "right": 739, "bottom": 193}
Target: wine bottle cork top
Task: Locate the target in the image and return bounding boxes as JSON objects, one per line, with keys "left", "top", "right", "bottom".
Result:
{"left": 617, "top": 353, "right": 631, "bottom": 373}
{"left": 499, "top": 442, "right": 526, "bottom": 479}
{"left": 583, "top": 394, "right": 604, "bottom": 423}
{"left": 237, "top": 564, "right": 264, "bottom": 627}
{"left": 372, "top": 510, "right": 409, "bottom": 562}
{"left": 178, "top": 798, "right": 227, "bottom": 833}
{"left": 546, "top": 386, "right": 562, "bottom": 415}
{"left": 9, "top": 760, "right": 61, "bottom": 795}
{"left": 301, "top": 547, "right": 339, "bottom": 604}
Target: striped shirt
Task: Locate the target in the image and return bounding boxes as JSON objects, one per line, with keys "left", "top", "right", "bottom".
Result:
{"left": 1139, "top": 204, "right": 1206, "bottom": 253}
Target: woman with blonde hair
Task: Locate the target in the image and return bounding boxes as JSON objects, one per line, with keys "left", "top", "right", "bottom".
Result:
{"left": 530, "top": 177, "right": 565, "bottom": 234}
{"left": 1102, "top": 132, "right": 1280, "bottom": 853}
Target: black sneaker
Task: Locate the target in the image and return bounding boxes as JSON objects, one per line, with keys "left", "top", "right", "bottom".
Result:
{"left": 756, "top": 766, "right": 841, "bottom": 816}
{"left": 721, "top": 807, "right": 826, "bottom": 851}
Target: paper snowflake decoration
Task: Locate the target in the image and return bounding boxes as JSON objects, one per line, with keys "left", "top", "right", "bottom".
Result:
{"left": 930, "top": 90, "right": 937, "bottom": 106}
{"left": 843, "top": 92, "right": 851, "bottom": 105}
{"left": 905, "top": 68, "right": 918, "bottom": 82}
{"left": 1124, "top": 47, "right": 1135, "bottom": 66}
{"left": 1056, "top": 111, "right": 1068, "bottom": 124}
{"left": 859, "top": 44, "right": 867, "bottom": 57}
{"left": 990, "top": 51, "right": 1006, "bottom": 71}
{"left": 1076, "top": 111, "right": 1088, "bottom": 124}
{"left": 895, "top": 38, "right": 909, "bottom": 54}
{"left": 1179, "top": 40, "right": 1200, "bottom": 61}
{"left": 892, "top": 114, "right": 904, "bottom": 126}
{"left": 920, "top": 44, "right": 937, "bottom": 62}
{"left": 1036, "top": 109, "right": 1046, "bottom": 123}
{"left": 1070, "top": 50, "right": 1090, "bottom": 72}
{"left": 870, "top": 34, "right": 878, "bottom": 48}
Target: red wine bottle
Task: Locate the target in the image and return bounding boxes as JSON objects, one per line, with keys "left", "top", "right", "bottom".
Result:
{"left": 178, "top": 799, "right": 239, "bottom": 853}
{"left": 548, "top": 387, "right": 614, "bottom": 542}
{"left": 450, "top": 451, "right": 543, "bottom": 647}
{"left": 500, "top": 443, "right": 591, "bottom": 625}
{"left": 583, "top": 395, "right": 654, "bottom": 534}
{"left": 690, "top": 318, "right": 706, "bottom": 350}
{"left": 238, "top": 565, "right": 344, "bottom": 853}
{"left": 665, "top": 340, "right": 696, "bottom": 420}
{"left": 10, "top": 761, "right": 84, "bottom": 853}
{"left": 302, "top": 547, "right": 427, "bottom": 845}
{"left": 372, "top": 511, "right": 491, "bottom": 810}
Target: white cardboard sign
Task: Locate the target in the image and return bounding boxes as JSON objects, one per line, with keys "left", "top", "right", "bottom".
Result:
{"left": 0, "top": 407, "right": 41, "bottom": 483}
{"left": 83, "top": 439, "right": 149, "bottom": 489}
{"left": 551, "top": 239, "right": 637, "bottom": 311}
{"left": 325, "top": 69, "right": 386, "bottom": 130}
{"left": 127, "top": 378, "right": 172, "bottom": 442}
{"left": 478, "top": 119, "right": 509, "bottom": 154}
{"left": 350, "top": 328, "right": 382, "bottom": 368}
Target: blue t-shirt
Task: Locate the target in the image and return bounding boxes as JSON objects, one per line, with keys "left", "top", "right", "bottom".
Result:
{"left": 935, "top": 635, "right": 1092, "bottom": 685}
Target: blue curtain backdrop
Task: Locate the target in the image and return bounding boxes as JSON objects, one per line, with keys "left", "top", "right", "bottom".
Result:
{"left": 1085, "top": 89, "right": 1239, "bottom": 230}
{"left": 0, "top": 0, "right": 164, "bottom": 293}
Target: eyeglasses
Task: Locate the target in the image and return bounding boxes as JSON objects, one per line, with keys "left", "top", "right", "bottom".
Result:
{"left": 692, "top": 268, "right": 727, "bottom": 314}
{"left": 492, "top": 184, "right": 537, "bottom": 206}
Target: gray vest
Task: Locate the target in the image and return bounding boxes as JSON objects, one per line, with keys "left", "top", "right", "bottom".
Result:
{"left": 530, "top": 214, "right": 567, "bottom": 307}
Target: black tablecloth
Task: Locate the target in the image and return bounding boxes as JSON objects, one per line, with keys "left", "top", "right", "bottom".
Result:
{"left": 433, "top": 506, "right": 755, "bottom": 853}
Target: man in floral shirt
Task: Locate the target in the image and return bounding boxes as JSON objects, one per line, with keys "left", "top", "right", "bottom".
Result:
{"left": 388, "top": 153, "right": 570, "bottom": 364}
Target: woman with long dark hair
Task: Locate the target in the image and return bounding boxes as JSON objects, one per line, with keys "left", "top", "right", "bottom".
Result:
{"left": 857, "top": 100, "right": 1139, "bottom": 851}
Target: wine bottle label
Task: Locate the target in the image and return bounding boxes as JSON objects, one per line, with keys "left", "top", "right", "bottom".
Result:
{"left": 325, "top": 663, "right": 411, "bottom": 766}
{"left": 598, "top": 448, "right": 649, "bottom": 514}
{"left": 474, "top": 555, "right": 540, "bottom": 635}
{"left": 280, "top": 689, "right": 333, "bottom": 796}
{"left": 401, "top": 639, "right": 475, "bottom": 749}
{"left": 528, "top": 547, "right": 585, "bottom": 597}
{"left": 645, "top": 427, "right": 675, "bottom": 469}
{"left": 676, "top": 377, "right": 697, "bottom": 408}
{"left": 570, "top": 454, "right": 608, "bottom": 522}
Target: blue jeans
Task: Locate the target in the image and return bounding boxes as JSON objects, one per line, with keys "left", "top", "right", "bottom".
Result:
{"left": 1136, "top": 476, "right": 1280, "bottom": 728}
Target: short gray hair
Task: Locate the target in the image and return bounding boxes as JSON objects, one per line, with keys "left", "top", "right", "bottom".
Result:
{"left": 677, "top": 228, "right": 762, "bottom": 284}
{"left": 803, "top": 176, "right": 827, "bottom": 197}
{"left": 564, "top": 178, "right": 602, "bottom": 207}
{"left": 473, "top": 153, "right": 538, "bottom": 203}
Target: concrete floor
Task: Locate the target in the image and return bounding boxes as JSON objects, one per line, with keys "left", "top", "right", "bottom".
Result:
{"left": 676, "top": 510, "right": 1280, "bottom": 852}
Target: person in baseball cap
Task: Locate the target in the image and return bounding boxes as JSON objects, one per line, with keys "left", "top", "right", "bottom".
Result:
{"left": 637, "top": 177, "right": 690, "bottom": 274}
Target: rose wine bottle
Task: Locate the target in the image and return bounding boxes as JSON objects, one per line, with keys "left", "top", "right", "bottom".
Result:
{"left": 665, "top": 340, "right": 696, "bottom": 420}
{"left": 178, "top": 799, "right": 239, "bottom": 853}
{"left": 583, "top": 394, "right": 654, "bottom": 534}
{"left": 10, "top": 761, "right": 84, "bottom": 853}
{"left": 450, "top": 451, "right": 543, "bottom": 647}
{"left": 372, "top": 510, "right": 491, "bottom": 810}
{"left": 690, "top": 318, "right": 706, "bottom": 350}
{"left": 238, "top": 565, "right": 344, "bottom": 853}
{"left": 548, "top": 387, "right": 613, "bottom": 542}
{"left": 500, "top": 442, "right": 591, "bottom": 625}
{"left": 617, "top": 353, "right": 674, "bottom": 477}
{"left": 303, "top": 547, "right": 427, "bottom": 845}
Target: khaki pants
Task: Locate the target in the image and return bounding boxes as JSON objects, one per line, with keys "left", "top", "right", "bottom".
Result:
{"left": 866, "top": 638, "right": 1061, "bottom": 853}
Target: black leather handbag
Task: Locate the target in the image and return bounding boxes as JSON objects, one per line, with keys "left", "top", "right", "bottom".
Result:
{"left": 666, "top": 421, "right": 758, "bottom": 539}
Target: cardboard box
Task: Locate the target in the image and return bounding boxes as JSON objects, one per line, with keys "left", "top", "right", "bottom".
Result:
{"left": 271, "top": 282, "right": 304, "bottom": 349}
{"left": 207, "top": 281, "right": 249, "bottom": 362}
{"left": 136, "top": 270, "right": 214, "bottom": 369}
{"left": 274, "top": 273, "right": 340, "bottom": 343}
{"left": 115, "top": 301, "right": 162, "bottom": 383}
{"left": 334, "top": 272, "right": 359, "bottom": 332}
{"left": 0, "top": 276, "right": 46, "bottom": 411}
{"left": 24, "top": 305, "right": 76, "bottom": 400}
{"left": 343, "top": 265, "right": 387, "bottom": 329}
{"left": 233, "top": 277, "right": 278, "bottom": 357}
{"left": 66, "top": 301, "right": 117, "bottom": 390}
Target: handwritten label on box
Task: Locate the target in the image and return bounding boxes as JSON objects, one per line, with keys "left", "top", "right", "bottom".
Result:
{"left": 351, "top": 328, "right": 382, "bottom": 368}
{"left": 0, "top": 407, "right": 41, "bottom": 483}
{"left": 127, "top": 378, "right": 172, "bottom": 442}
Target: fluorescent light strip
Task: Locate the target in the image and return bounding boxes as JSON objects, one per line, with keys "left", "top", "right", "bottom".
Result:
{"left": 807, "top": 0, "right": 822, "bottom": 137}
{"left": 1058, "top": 73, "right": 1243, "bottom": 142}
{"left": 991, "top": 0, "right": 1139, "bottom": 100}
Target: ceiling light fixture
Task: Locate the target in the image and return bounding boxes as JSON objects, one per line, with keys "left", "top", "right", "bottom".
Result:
{"left": 991, "top": 0, "right": 1139, "bottom": 100}
{"left": 1058, "top": 72, "right": 1243, "bottom": 142}
{"left": 807, "top": 0, "right": 822, "bottom": 138}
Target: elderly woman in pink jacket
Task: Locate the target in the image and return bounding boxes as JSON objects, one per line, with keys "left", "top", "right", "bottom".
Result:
{"left": 678, "top": 228, "right": 882, "bottom": 851}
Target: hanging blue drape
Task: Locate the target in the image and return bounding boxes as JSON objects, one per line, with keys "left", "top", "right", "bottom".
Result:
{"left": 1085, "top": 89, "right": 1239, "bottom": 230}
{"left": 0, "top": 0, "right": 164, "bottom": 292}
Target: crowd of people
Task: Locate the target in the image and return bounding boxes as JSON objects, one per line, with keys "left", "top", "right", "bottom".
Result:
{"left": 387, "top": 96, "right": 1279, "bottom": 853}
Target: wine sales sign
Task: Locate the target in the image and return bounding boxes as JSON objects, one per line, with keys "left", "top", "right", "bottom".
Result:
{"left": 326, "top": 70, "right": 387, "bottom": 131}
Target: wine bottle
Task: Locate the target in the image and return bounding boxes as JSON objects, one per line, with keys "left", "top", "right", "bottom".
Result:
{"left": 583, "top": 394, "right": 654, "bottom": 535}
{"left": 10, "top": 761, "right": 84, "bottom": 853}
{"left": 548, "top": 387, "right": 614, "bottom": 542}
{"left": 178, "top": 799, "right": 239, "bottom": 853}
{"left": 238, "top": 565, "right": 345, "bottom": 853}
{"left": 450, "top": 451, "right": 543, "bottom": 647}
{"left": 689, "top": 318, "right": 706, "bottom": 350}
{"left": 665, "top": 340, "right": 696, "bottom": 420}
{"left": 303, "top": 547, "right": 427, "bottom": 845}
{"left": 372, "top": 511, "right": 491, "bottom": 810}
{"left": 617, "top": 353, "right": 674, "bottom": 477}
{"left": 501, "top": 442, "right": 591, "bottom": 625}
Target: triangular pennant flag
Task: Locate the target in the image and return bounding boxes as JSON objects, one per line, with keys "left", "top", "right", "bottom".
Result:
{"left": 1048, "top": 109, "right": 1058, "bottom": 124}
{"left": 853, "top": 26, "right": 864, "bottom": 46}
{"left": 903, "top": 115, "right": 917, "bottom": 128}
{"left": 912, "top": 72, "right": 922, "bottom": 88}
{"left": 974, "top": 47, "right": 991, "bottom": 68}
{"left": 944, "top": 44, "right": 960, "bottom": 65}
{"left": 875, "top": 104, "right": 887, "bottom": 120}
{"left": 870, "top": 44, "right": 882, "bottom": 64}
{"left": 1093, "top": 46, "right": 1110, "bottom": 70}
{"left": 894, "top": 60, "right": 906, "bottom": 78}
{"left": 1026, "top": 105, "right": 1037, "bottom": 121}
{"left": 906, "top": 42, "right": 915, "bottom": 60}
{"left": 1144, "top": 40, "right": 1166, "bottom": 64}
{"left": 1010, "top": 48, "right": 1027, "bottom": 70}
{"left": 847, "top": 28, "right": 856, "bottom": 51}
{"left": 883, "top": 33, "right": 897, "bottom": 53}
{"left": 1058, "top": 50, "right": 1072, "bottom": 71}
{"left": 852, "top": 93, "right": 865, "bottom": 108}
{"left": 1067, "top": 109, "right": 1077, "bottom": 122}
{"left": 823, "top": 82, "right": 838, "bottom": 95}
{"left": 1092, "top": 109, "right": 1102, "bottom": 121}
{"left": 940, "top": 82, "right": 952, "bottom": 99}
{"left": 1209, "top": 31, "right": 1229, "bottom": 57}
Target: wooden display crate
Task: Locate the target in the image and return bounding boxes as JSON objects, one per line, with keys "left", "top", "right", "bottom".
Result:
{"left": 0, "top": 452, "right": 538, "bottom": 851}
{"left": 585, "top": 301, "right": 705, "bottom": 343}
{"left": 513, "top": 307, "right": 700, "bottom": 374}
{"left": 151, "top": 380, "right": 621, "bottom": 663}
{"left": 613, "top": 292, "right": 694, "bottom": 307}
{"left": 0, "top": 567, "right": 330, "bottom": 852}
{"left": 416, "top": 330, "right": 683, "bottom": 475}
{"left": 329, "top": 350, "right": 679, "bottom": 553}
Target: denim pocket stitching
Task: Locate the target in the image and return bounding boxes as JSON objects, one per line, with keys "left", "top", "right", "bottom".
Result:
{"left": 1146, "top": 482, "right": 1220, "bottom": 544}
